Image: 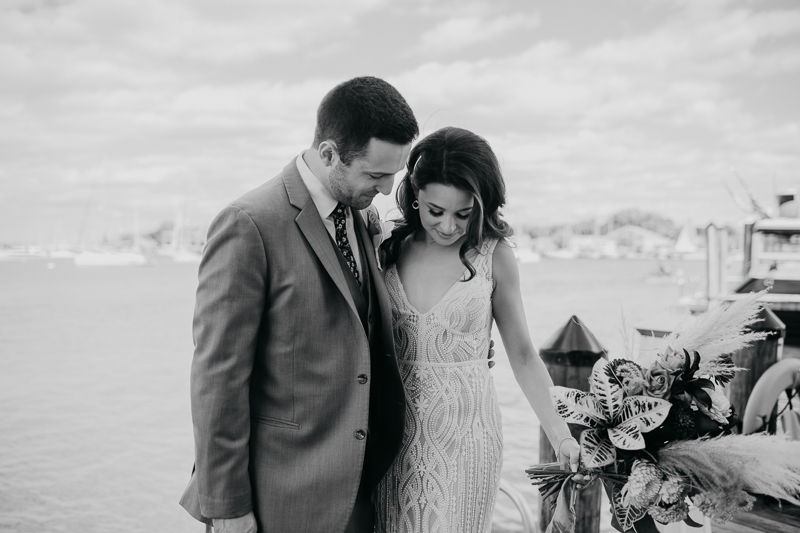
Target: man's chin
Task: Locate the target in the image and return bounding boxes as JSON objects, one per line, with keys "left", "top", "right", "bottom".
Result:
{"left": 351, "top": 197, "right": 375, "bottom": 210}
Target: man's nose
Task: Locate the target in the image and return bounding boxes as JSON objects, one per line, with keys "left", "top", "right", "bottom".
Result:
{"left": 376, "top": 175, "right": 394, "bottom": 196}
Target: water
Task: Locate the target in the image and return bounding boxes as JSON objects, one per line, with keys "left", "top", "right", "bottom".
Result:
{"left": 0, "top": 257, "right": 703, "bottom": 532}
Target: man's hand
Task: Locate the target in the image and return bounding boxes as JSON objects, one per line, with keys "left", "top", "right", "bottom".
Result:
{"left": 213, "top": 512, "right": 257, "bottom": 533}
{"left": 488, "top": 340, "right": 496, "bottom": 369}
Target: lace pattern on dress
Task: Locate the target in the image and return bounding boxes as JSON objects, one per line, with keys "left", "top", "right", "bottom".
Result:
{"left": 376, "top": 238, "right": 503, "bottom": 533}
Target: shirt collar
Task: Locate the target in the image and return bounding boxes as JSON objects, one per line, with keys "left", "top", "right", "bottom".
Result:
{"left": 296, "top": 152, "right": 339, "bottom": 220}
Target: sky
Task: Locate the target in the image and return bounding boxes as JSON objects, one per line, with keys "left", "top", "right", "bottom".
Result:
{"left": 1, "top": 0, "right": 799, "bottom": 245}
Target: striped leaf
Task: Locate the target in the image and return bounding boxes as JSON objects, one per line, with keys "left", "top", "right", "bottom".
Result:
{"left": 608, "top": 396, "right": 672, "bottom": 450}
{"left": 608, "top": 420, "right": 647, "bottom": 450}
{"left": 617, "top": 395, "right": 672, "bottom": 433}
{"left": 550, "top": 386, "right": 605, "bottom": 428}
{"left": 589, "top": 359, "right": 624, "bottom": 421}
{"left": 580, "top": 428, "right": 616, "bottom": 468}
{"left": 612, "top": 483, "right": 648, "bottom": 531}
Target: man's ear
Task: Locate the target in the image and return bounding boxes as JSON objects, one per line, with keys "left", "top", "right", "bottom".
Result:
{"left": 317, "top": 140, "right": 338, "bottom": 168}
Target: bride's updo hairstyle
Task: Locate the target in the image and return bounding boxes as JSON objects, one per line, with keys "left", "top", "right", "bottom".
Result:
{"left": 380, "top": 126, "right": 513, "bottom": 280}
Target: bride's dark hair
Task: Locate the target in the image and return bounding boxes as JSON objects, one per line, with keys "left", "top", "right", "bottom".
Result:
{"left": 380, "top": 126, "right": 513, "bottom": 280}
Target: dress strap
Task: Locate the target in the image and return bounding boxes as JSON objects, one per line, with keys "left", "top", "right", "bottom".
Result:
{"left": 474, "top": 238, "right": 500, "bottom": 282}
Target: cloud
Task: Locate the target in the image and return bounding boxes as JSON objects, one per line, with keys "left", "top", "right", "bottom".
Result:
{"left": 0, "top": 0, "right": 799, "bottom": 243}
{"left": 391, "top": 2, "right": 800, "bottom": 225}
{"left": 418, "top": 13, "right": 540, "bottom": 54}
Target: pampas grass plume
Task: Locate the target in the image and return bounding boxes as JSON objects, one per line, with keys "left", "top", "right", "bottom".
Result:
{"left": 659, "top": 291, "right": 768, "bottom": 366}
{"left": 657, "top": 434, "right": 800, "bottom": 505}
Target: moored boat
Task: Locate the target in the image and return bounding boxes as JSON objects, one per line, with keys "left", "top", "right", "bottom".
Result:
{"left": 732, "top": 217, "right": 800, "bottom": 356}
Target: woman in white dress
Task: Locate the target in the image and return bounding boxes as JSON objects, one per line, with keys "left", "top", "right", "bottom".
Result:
{"left": 374, "top": 127, "right": 582, "bottom": 533}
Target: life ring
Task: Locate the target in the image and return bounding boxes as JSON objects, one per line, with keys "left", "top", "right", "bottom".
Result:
{"left": 742, "top": 358, "right": 800, "bottom": 435}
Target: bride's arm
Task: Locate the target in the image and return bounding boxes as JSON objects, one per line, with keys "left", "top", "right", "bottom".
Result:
{"left": 491, "top": 240, "right": 581, "bottom": 472}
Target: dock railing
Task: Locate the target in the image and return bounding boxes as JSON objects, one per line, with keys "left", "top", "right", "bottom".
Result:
{"left": 498, "top": 479, "right": 536, "bottom": 533}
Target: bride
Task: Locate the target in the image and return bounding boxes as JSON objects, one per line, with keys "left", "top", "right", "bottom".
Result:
{"left": 375, "top": 127, "right": 581, "bottom": 533}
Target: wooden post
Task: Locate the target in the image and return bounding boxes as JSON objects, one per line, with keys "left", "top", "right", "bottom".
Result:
{"left": 538, "top": 315, "right": 606, "bottom": 533}
{"left": 726, "top": 305, "right": 786, "bottom": 433}
{"left": 707, "top": 224, "right": 722, "bottom": 301}
{"left": 720, "top": 227, "right": 729, "bottom": 294}
{"left": 742, "top": 223, "right": 754, "bottom": 279}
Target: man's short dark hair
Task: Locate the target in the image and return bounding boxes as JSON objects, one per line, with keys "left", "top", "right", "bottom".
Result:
{"left": 313, "top": 77, "right": 419, "bottom": 165}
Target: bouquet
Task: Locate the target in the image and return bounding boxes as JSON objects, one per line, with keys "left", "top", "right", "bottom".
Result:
{"left": 528, "top": 292, "right": 800, "bottom": 532}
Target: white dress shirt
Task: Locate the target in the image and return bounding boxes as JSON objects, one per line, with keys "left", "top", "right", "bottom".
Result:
{"left": 295, "top": 153, "right": 363, "bottom": 276}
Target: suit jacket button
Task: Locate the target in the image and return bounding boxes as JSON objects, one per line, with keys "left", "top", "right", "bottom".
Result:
{"left": 354, "top": 430, "right": 366, "bottom": 440}
{"left": 357, "top": 374, "right": 368, "bottom": 384}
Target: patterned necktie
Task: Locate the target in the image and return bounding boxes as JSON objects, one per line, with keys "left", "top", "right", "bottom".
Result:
{"left": 331, "top": 203, "right": 360, "bottom": 286}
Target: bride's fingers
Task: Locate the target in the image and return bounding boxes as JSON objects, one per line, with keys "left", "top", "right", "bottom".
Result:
{"left": 572, "top": 471, "right": 597, "bottom": 490}
{"left": 565, "top": 446, "right": 580, "bottom": 473}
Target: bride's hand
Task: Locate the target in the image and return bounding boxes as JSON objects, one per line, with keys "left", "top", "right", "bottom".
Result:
{"left": 559, "top": 438, "right": 594, "bottom": 489}
{"left": 558, "top": 436, "right": 580, "bottom": 471}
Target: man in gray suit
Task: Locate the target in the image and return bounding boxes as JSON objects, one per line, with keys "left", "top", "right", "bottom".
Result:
{"left": 180, "top": 77, "right": 418, "bottom": 532}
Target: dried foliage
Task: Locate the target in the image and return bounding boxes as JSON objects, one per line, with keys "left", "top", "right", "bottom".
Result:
{"left": 657, "top": 434, "right": 800, "bottom": 506}
{"left": 535, "top": 290, "right": 796, "bottom": 533}
{"left": 619, "top": 308, "right": 637, "bottom": 361}
{"left": 659, "top": 292, "right": 768, "bottom": 367}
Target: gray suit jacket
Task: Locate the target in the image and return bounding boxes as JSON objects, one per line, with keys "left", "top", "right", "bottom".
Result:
{"left": 180, "top": 160, "right": 406, "bottom": 532}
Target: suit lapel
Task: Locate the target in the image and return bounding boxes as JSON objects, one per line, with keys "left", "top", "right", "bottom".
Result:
{"left": 355, "top": 210, "right": 396, "bottom": 357}
{"left": 284, "top": 164, "right": 359, "bottom": 320}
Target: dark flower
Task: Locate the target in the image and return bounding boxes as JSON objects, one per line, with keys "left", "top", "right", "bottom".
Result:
{"left": 608, "top": 359, "right": 647, "bottom": 396}
{"left": 670, "top": 351, "right": 715, "bottom": 410}
{"left": 644, "top": 399, "right": 696, "bottom": 448}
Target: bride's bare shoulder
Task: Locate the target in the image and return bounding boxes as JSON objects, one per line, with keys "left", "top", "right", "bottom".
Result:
{"left": 491, "top": 239, "right": 519, "bottom": 282}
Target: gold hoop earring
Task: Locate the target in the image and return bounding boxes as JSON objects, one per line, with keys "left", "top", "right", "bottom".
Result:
{"left": 412, "top": 200, "right": 419, "bottom": 210}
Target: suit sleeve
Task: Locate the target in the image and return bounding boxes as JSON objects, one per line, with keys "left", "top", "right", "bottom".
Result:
{"left": 190, "top": 205, "right": 267, "bottom": 518}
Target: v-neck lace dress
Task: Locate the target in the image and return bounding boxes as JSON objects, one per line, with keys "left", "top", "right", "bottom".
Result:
{"left": 375, "top": 238, "right": 503, "bottom": 533}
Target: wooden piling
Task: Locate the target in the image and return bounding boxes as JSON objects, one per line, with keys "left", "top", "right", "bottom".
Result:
{"left": 726, "top": 304, "right": 786, "bottom": 433}
{"left": 538, "top": 315, "right": 606, "bottom": 533}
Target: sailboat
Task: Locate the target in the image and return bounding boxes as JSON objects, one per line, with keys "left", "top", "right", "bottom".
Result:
{"left": 165, "top": 209, "right": 202, "bottom": 263}
{"left": 672, "top": 224, "right": 705, "bottom": 261}
{"left": 73, "top": 207, "right": 148, "bottom": 267}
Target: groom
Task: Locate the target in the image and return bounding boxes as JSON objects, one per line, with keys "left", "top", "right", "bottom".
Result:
{"left": 180, "top": 77, "right": 418, "bottom": 532}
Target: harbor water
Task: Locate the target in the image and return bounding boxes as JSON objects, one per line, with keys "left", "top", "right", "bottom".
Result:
{"left": 0, "top": 257, "right": 704, "bottom": 532}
